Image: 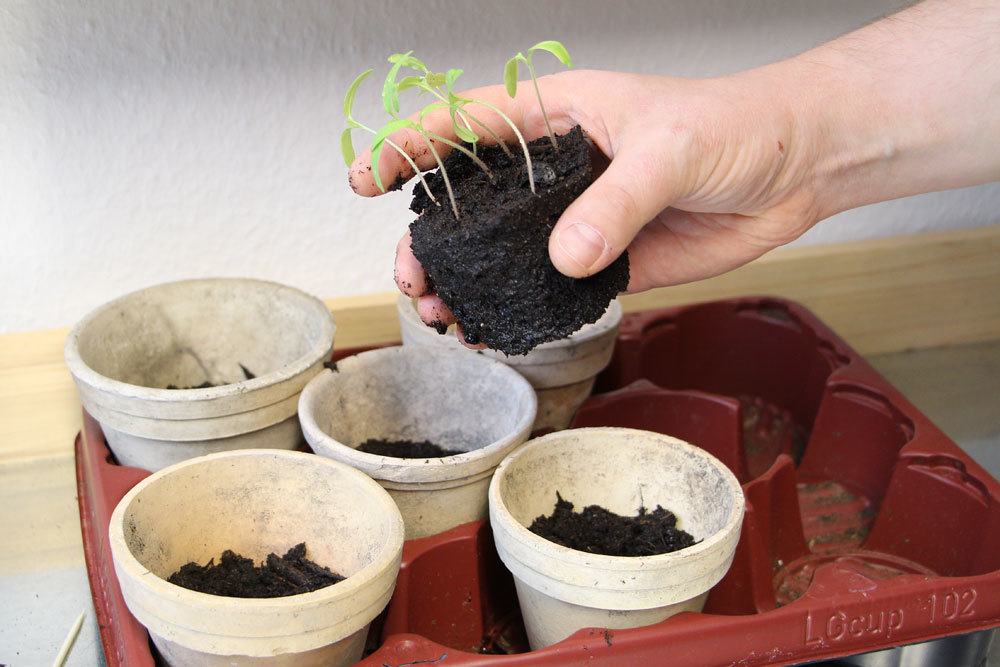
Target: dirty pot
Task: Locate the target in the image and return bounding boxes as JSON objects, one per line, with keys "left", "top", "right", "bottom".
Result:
{"left": 299, "top": 345, "right": 536, "bottom": 539}
{"left": 109, "top": 449, "right": 404, "bottom": 666}
{"left": 397, "top": 295, "right": 621, "bottom": 431}
{"left": 489, "top": 427, "right": 745, "bottom": 649}
{"left": 65, "top": 278, "right": 335, "bottom": 470}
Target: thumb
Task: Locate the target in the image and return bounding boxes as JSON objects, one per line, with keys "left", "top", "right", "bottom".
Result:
{"left": 548, "top": 145, "right": 678, "bottom": 278}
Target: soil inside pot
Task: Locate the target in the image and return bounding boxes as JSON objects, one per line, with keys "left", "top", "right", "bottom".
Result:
{"left": 528, "top": 493, "right": 698, "bottom": 557}
{"left": 409, "top": 126, "right": 629, "bottom": 356}
{"left": 357, "top": 438, "right": 464, "bottom": 458}
{"left": 167, "top": 543, "right": 343, "bottom": 597}
{"left": 165, "top": 363, "right": 256, "bottom": 390}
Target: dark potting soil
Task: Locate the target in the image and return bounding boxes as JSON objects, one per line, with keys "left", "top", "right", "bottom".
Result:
{"left": 167, "top": 543, "right": 343, "bottom": 598}
{"left": 357, "top": 438, "right": 464, "bottom": 458}
{"left": 409, "top": 126, "right": 629, "bottom": 356}
{"left": 528, "top": 493, "right": 698, "bottom": 557}
{"left": 165, "top": 363, "right": 256, "bottom": 390}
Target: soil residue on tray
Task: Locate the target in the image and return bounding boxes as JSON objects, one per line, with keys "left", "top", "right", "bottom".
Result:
{"left": 167, "top": 543, "right": 343, "bottom": 598}
{"left": 357, "top": 438, "right": 464, "bottom": 458}
{"left": 528, "top": 493, "right": 698, "bottom": 557}
{"left": 165, "top": 363, "right": 256, "bottom": 390}
{"left": 409, "top": 126, "right": 629, "bottom": 356}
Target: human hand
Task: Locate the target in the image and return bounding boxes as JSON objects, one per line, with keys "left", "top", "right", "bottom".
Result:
{"left": 350, "top": 68, "right": 824, "bottom": 337}
{"left": 349, "top": 0, "right": 1000, "bottom": 339}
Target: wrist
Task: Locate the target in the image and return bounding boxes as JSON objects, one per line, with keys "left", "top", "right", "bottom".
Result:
{"left": 769, "top": 54, "right": 909, "bottom": 221}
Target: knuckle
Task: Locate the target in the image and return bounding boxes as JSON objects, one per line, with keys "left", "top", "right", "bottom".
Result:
{"left": 601, "top": 181, "right": 641, "bottom": 225}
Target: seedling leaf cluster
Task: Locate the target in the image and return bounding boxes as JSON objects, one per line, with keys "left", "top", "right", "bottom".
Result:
{"left": 342, "top": 41, "right": 573, "bottom": 218}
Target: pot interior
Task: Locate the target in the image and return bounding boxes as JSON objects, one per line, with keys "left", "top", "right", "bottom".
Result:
{"left": 76, "top": 280, "right": 330, "bottom": 389}
{"left": 498, "top": 430, "right": 739, "bottom": 544}
{"left": 316, "top": 348, "right": 533, "bottom": 454}
{"left": 121, "top": 452, "right": 393, "bottom": 582}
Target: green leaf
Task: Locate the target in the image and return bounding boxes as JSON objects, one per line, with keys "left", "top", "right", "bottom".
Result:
{"left": 382, "top": 51, "right": 413, "bottom": 115}
{"left": 389, "top": 52, "right": 428, "bottom": 73}
{"left": 529, "top": 40, "right": 573, "bottom": 68}
{"left": 397, "top": 75, "right": 423, "bottom": 93}
{"left": 454, "top": 122, "right": 478, "bottom": 143}
{"left": 426, "top": 71, "right": 446, "bottom": 88}
{"left": 445, "top": 68, "right": 463, "bottom": 93}
{"left": 340, "top": 127, "right": 356, "bottom": 167}
{"left": 504, "top": 56, "right": 521, "bottom": 98}
{"left": 370, "top": 118, "right": 415, "bottom": 192}
{"left": 343, "top": 69, "right": 373, "bottom": 120}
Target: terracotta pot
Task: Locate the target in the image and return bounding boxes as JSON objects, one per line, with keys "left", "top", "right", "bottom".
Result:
{"left": 109, "top": 449, "right": 404, "bottom": 666}
{"left": 65, "top": 278, "right": 335, "bottom": 470}
{"left": 489, "top": 427, "right": 745, "bottom": 649}
{"left": 396, "top": 295, "right": 621, "bottom": 431}
{"left": 299, "top": 345, "right": 536, "bottom": 539}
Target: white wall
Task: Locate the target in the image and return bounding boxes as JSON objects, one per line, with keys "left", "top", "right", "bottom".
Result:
{"left": 2, "top": 0, "right": 998, "bottom": 333}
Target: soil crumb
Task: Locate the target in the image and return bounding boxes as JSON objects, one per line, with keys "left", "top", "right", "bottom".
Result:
{"left": 528, "top": 493, "right": 698, "bottom": 557}
{"left": 168, "top": 543, "right": 342, "bottom": 598}
{"left": 166, "top": 363, "right": 256, "bottom": 389}
{"left": 357, "top": 438, "right": 464, "bottom": 458}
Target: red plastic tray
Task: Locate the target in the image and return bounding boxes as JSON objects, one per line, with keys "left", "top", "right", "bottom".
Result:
{"left": 75, "top": 297, "right": 1000, "bottom": 666}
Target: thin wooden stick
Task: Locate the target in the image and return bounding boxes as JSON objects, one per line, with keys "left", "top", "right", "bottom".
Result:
{"left": 52, "top": 611, "right": 85, "bottom": 667}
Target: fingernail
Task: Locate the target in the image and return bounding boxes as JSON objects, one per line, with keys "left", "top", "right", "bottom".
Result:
{"left": 556, "top": 223, "right": 607, "bottom": 272}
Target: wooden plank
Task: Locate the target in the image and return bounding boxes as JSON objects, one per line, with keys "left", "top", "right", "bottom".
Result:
{"left": 0, "top": 455, "right": 84, "bottom": 574}
{"left": 0, "top": 225, "right": 997, "bottom": 466}
{"left": 620, "top": 225, "right": 1000, "bottom": 354}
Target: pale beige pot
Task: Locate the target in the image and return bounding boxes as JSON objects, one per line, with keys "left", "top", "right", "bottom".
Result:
{"left": 299, "top": 346, "right": 537, "bottom": 539}
{"left": 489, "top": 427, "right": 745, "bottom": 649}
{"left": 396, "top": 295, "right": 621, "bottom": 431}
{"left": 65, "top": 278, "right": 335, "bottom": 470}
{"left": 109, "top": 449, "right": 404, "bottom": 666}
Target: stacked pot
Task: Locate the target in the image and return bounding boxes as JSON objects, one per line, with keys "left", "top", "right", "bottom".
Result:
{"left": 109, "top": 449, "right": 404, "bottom": 665}
{"left": 396, "top": 295, "right": 622, "bottom": 432}
{"left": 65, "top": 279, "right": 336, "bottom": 471}
{"left": 488, "top": 427, "right": 745, "bottom": 648}
{"left": 299, "top": 346, "right": 537, "bottom": 539}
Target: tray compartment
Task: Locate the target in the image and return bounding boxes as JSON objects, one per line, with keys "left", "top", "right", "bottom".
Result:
{"left": 601, "top": 298, "right": 850, "bottom": 435}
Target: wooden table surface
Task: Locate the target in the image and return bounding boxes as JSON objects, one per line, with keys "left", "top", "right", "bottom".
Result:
{"left": 1, "top": 225, "right": 998, "bottom": 665}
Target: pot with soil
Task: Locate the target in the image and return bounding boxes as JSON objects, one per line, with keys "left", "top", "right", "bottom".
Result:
{"left": 489, "top": 427, "right": 745, "bottom": 649}
{"left": 65, "top": 278, "right": 335, "bottom": 470}
{"left": 397, "top": 295, "right": 621, "bottom": 432}
{"left": 109, "top": 448, "right": 404, "bottom": 666}
{"left": 407, "top": 126, "right": 629, "bottom": 358}
{"left": 298, "top": 346, "right": 536, "bottom": 539}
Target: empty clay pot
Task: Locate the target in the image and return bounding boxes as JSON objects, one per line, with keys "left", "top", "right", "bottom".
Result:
{"left": 396, "top": 295, "right": 621, "bottom": 431}
{"left": 489, "top": 427, "right": 745, "bottom": 649}
{"left": 65, "top": 278, "right": 335, "bottom": 470}
{"left": 299, "top": 346, "right": 536, "bottom": 539}
{"left": 109, "top": 449, "right": 404, "bottom": 666}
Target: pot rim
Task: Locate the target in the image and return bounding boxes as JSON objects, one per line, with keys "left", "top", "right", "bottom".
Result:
{"left": 109, "top": 448, "right": 404, "bottom": 614}
{"left": 489, "top": 427, "right": 745, "bottom": 571}
{"left": 299, "top": 346, "right": 537, "bottom": 484}
{"left": 65, "top": 277, "right": 335, "bottom": 406}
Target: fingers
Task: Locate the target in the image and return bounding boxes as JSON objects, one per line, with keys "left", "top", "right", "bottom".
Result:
{"left": 394, "top": 232, "right": 428, "bottom": 297}
{"left": 349, "top": 85, "right": 526, "bottom": 197}
{"left": 416, "top": 294, "right": 455, "bottom": 330}
{"left": 394, "top": 233, "right": 483, "bottom": 349}
{"left": 549, "top": 144, "right": 681, "bottom": 278}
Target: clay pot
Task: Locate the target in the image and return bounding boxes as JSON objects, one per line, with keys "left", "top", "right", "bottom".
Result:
{"left": 109, "top": 449, "right": 404, "bottom": 666}
{"left": 489, "top": 427, "right": 745, "bottom": 649}
{"left": 396, "top": 295, "right": 621, "bottom": 431}
{"left": 65, "top": 278, "right": 335, "bottom": 470}
{"left": 299, "top": 346, "right": 536, "bottom": 539}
